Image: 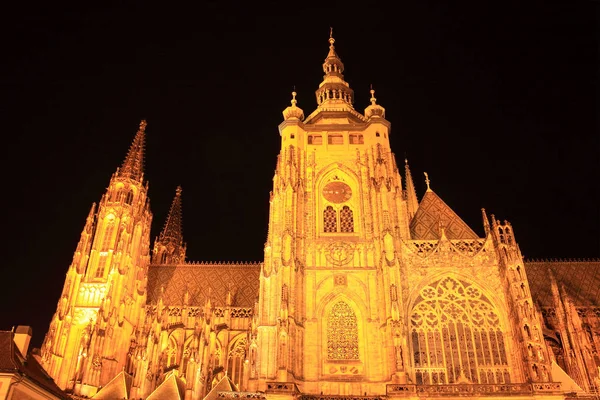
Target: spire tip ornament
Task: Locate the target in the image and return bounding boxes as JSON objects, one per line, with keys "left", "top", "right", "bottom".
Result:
{"left": 424, "top": 172, "right": 432, "bottom": 191}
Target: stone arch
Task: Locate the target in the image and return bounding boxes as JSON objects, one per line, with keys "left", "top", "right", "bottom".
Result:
{"left": 315, "top": 164, "right": 361, "bottom": 235}
{"left": 408, "top": 276, "right": 511, "bottom": 385}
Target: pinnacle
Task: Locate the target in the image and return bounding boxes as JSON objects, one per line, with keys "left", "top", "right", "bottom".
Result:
{"left": 159, "top": 186, "right": 184, "bottom": 246}
{"left": 119, "top": 120, "right": 146, "bottom": 181}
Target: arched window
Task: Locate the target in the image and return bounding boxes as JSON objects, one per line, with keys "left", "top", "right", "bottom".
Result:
{"left": 227, "top": 337, "right": 247, "bottom": 389}
{"left": 166, "top": 336, "right": 178, "bottom": 368}
{"left": 339, "top": 206, "right": 354, "bottom": 232}
{"left": 125, "top": 189, "right": 134, "bottom": 205}
{"left": 327, "top": 301, "right": 359, "bottom": 360}
{"left": 323, "top": 206, "right": 337, "bottom": 232}
{"left": 410, "top": 277, "right": 510, "bottom": 385}
{"left": 96, "top": 218, "right": 115, "bottom": 278}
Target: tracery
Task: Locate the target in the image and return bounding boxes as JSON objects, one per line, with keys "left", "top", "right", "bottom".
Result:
{"left": 327, "top": 301, "right": 359, "bottom": 360}
{"left": 410, "top": 277, "right": 510, "bottom": 384}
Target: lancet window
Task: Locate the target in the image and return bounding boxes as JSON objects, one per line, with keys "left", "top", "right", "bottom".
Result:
{"left": 227, "top": 337, "right": 247, "bottom": 389}
{"left": 410, "top": 277, "right": 509, "bottom": 385}
{"left": 166, "top": 336, "right": 178, "bottom": 368}
{"left": 327, "top": 301, "right": 359, "bottom": 360}
{"left": 323, "top": 206, "right": 355, "bottom": 233}
{"left": 95, "top": 218, "right": 115, "bottom": 278}
{"left": 324, "top": 206, "right": 337, "bottom": 232}
{"left": 339, "top": 206, "right": 354, "bottom": 232}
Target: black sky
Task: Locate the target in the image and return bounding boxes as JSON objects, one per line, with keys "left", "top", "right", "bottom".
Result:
{"left": 0, "top": 2, "right": 598, "bottom": 348}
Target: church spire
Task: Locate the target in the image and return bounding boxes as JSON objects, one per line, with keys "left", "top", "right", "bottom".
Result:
{"left": 159, "top": 186, "right": 184, "bottom": 245}
{"left": 118, "top": 120, "right": 146, "bottom": 181}
{"left": 152, "top": 186, "right": 186, "bottom": 265}
{"left": 314, "top": 28, "right": 354, "bottom": 108}
{"left": 404, "top": 159, "right": 419, "bottom": 220}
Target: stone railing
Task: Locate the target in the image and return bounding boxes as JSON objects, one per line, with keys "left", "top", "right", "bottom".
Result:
{"left": 531, "top": 382, "right": 563, "bottom": 392}
{"left": 408, "top": 239, "right": 487, "bottom": 258}
{"left": 217, "top": 392, "right": 266, "bottom": 399}
{"left": 266, "top": 382, "right": 299, "bottom": 394}
{"left": 300, "top": 396, "right": 385, "bottom": 400}
{"left": 387, "top": 382, "right": 562, "bottom": 396}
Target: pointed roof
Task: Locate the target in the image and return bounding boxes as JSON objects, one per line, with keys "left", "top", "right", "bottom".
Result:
{"left": 410, "top": 190, "right": 479, "bottom": 240}
{"left": 0, "top": 331, "right": 67, "bottom": 399}
{"left": 203, "top": 374, "right": 237, "bottom": 400}
{"left": 159, "top": 186, "right": 184, "bottom": 245}
{"left": 92, "top": 370, "right": 132, "bottom": 399}
{"left": 404, "top": 159, "right": 419, "bottom": 219}
{"left": 118, "top": 120, "right": 146, "bottom": 181}
{"left": 550, "top": 361, "right": 585, "bottom": 394}
{"left": 147, "top": 372, "right": 186, "bottom": 400}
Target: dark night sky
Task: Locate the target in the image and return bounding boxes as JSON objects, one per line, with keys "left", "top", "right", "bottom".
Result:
{"left": 0, "top": 3, "right": 597, "bottom": 348}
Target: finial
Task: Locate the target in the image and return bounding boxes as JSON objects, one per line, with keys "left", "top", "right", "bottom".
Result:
{"left": 175, "top": 186, "right": 182, "bottom": 196}
{"left": 329, "top": 27, "right": 335, "bottom": 46}
{"left": 424, "top": 172, "right": 431, "bottom": 191}
{"left": 139, "top": 119, "right": 147, "bottom": 133}
{"left": 370, "top": 85, "right": 377, "bottom": 105}
{"left": 291, "top": 90, "right": 297, "bottom": 106}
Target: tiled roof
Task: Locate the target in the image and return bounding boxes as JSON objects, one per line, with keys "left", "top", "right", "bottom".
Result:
{"left": 525, "top": 260, "right": 600, "bottom": 307}
{"left": 0, "top": 331, "right": 68, "bottom": 399}
{"left": 146, "top": 372, "right": 186, "bottom": 400}
{"left": 410, "top": 190, "right": 479, "bottom": 240}
{"left": 147, "top": 262, "right": 261, "bottom": 307}
{"left": 93, "top": 370, "right": 132, "bottom": 399}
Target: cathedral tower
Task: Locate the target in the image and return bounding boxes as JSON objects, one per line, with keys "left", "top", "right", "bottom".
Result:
{"left": 254, "top": 32, "right": 412, "bottom": 395}
{"left": 40, "top": 121, "right": 153, "bottom": 397}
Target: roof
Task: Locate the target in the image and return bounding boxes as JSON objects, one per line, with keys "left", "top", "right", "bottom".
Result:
{"left": 0, "top": 331, "right": 68, "bottom": 399}
{"left": 203, "top": 375, "right": 237, "bottom": 400}
{"left": 410, "top": 190, "right": 479, "bottom": 240}
{"left": 147, "top": 372, "right": 186, "bottom": 400}
{"left": 525, "top": 259, "right": 600, "bottom": 307}
{"left": 147, "top": 262, "right": 261, "bottom": 307}
{"left": 92, "top": 370, "right": 133, "bottom": 399}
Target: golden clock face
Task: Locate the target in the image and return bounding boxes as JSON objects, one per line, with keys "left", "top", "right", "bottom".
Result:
{"left": 322, "top": 182, "right": 352, "bottom": 203}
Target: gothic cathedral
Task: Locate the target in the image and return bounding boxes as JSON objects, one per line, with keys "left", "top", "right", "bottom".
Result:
{"left": 40, "top": 35, "right": 600, "bottom": 399}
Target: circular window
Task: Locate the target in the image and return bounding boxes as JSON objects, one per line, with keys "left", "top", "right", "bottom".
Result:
{"left": 322, "top": 181, "right": 352, "bottom": 203}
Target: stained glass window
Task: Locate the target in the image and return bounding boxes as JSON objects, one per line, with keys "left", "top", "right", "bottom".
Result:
{"left": 324, "top": 206, "right": 337, "bottom": 232}
{"left": 410, "top": 277, "right": 509, "bottom": 384}
{"left": 339, "top": 206, "right": 354, "bottom": 232}
{"left": 327, "top": 301, "right": 359, "bottom": 360}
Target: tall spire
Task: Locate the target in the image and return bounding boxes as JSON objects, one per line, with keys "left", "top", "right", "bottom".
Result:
{"left": 404, "top": 159, "right": 419, "bottom": 219}
{"left": 118, "top": 120, "right": 146, "bottom": 181}
{"left": 159, "top": 186, "right": 183, "bottom": 246}
{"left": 315, "top": 28, "right": 354, "bottom": 108}
{"left": 153, "top": 186, "right": 186, "bottom": 264}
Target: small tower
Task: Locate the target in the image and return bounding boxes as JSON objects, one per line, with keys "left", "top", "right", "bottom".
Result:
{"left": 40, "top": 121, "right": 153, "bottom": 396}
{"left": 152, "top": 186, "right": 186, "bottom": 264}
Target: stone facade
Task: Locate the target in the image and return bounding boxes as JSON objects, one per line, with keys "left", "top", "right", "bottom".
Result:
{"left": 39, "top": 36, "right": 599, "bottom": 399}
